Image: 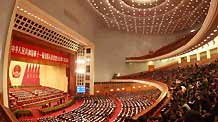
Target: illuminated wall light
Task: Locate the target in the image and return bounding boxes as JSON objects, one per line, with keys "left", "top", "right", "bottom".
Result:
{"left": 117, "top": 88, "right": 120, "bottom": 91}
{"left": 196, "top": 53, "right": 200, "bottom": 61}
{"left": 86, "top": 58, "right": 91, "bottom": 62}
{"left": 178, "top": 57, "right": 182, "bottom": 64}
{"left": 132, "top": 86, "right": 136, "bottom": 89}
{"left": 76, "top": 59, "right": 86, "bottom": 64}
{"left": 143, "top": 85, "right": 146, "bottom": 87}
{"left": 187, "top": 55, "right": 190, "bottom": 62}
{"left": 161, "top": 59, "right": 168, "bottom": 62}
{"left": 96, "top": 91, "right": 100, "bottom": 93}
{"left": 110, "top": 89, "right": 114, "bottom": 92}
{"left": 206, "top": 50, "right": 211, "bottom": 59}
{"left": 148, "top": 61, "right": 154, "bottom": 65}
{"left": 76, "top": 68, "right": 86, "bottom": 74}
{"left": 121, "top": 88, "right": 125, "bottom": 90}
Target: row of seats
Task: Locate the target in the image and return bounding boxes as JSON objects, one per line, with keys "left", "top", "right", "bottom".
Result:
{"left": 113, "top": 90, "right": 160, "bottom": 122}
{"left": 141, "top": 61, "right": 218, "bottom": 122}
{"left": 9, "top": 86, "right": 66, "bottom": 109}
{"left": 38, "top": 95, "right": 116, "bottom": 122}
{"left": 37, "top": 89, "right": 161, "bottom": 122}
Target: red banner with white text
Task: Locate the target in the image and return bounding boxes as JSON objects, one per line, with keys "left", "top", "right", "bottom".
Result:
{"left": 11, "top": 40, "right": 69, "bottom": 64}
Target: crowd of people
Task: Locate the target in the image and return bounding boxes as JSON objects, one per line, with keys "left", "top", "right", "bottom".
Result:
{"left": 38, "top": 95, "right": 116, "bottom": 122}
{"left": 9, "top": 86, "right": 67, "bottom": 109}
{"left": 114, "top": 90, "right": 161, "bottom": 122}
{"left": 146, "top": 61, "right": 218, "bottom": 122}
{"left": 35, "top": 88, "right": 161, "bottom": 122}
{"left": 14, "top": 60, "right": 218, "bottom": 122}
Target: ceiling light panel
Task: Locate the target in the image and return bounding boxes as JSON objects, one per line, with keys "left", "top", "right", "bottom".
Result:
{"left": 88, "top": 0, "right": 211, "bottom": 35}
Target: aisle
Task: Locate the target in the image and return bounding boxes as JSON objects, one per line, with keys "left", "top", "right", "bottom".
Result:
{"left": 109, "top": 96, "right": 122, "bottom": 122}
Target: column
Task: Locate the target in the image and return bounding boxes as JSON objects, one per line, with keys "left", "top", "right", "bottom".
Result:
{"left": 187, "top": 55, "right": 190, "bottom": 62}
{"left": 89, "top": 47, "right": 94, "bottom": 95}
{"left": 68, "top": 54, "right": 76, "bottom": 96}
{"left": 178, "top": 57, "right": 182, "bottom": 64}
{"left": 196, "top": 53, "right": 200, "bottom": 61}
{"left": 207, "top": 50, "right": 211, "bottom": 59}
{"left": 147, "top": 61, "right": 154, "bottom": 72}
{"left": 0, "top": 0, "right": 16, "bottom": 106}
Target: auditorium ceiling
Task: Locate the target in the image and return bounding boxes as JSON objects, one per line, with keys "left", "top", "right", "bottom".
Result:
{"left": 87, "top": 0, "right": 211, "bottom": 35}
{"left": 27, "top": 0, "right": 215, "bottom": 63}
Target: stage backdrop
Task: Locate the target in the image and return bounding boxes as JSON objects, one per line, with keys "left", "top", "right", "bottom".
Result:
{"left": 9, "top": 60, "right": 68, "bottom": 92}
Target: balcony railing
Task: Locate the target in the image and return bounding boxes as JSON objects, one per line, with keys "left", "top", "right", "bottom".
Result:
{"left": 0, "top": 102, "right": 18, "bottom": 122}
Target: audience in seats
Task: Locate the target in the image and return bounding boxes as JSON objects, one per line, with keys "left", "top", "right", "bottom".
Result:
{"left": 114, "top": 89, "right": 161, "bottom": 122}
{"left": 9, "top": 86, "right": 67, "bottom": 109}
{"left": 37, "top": 89, "right": 161, "bottom": 122}
{"left": 143, "top": 61, "right": 218, "bottom": 122}
{"left": 14, "top": 60, "right": 218, "bottom": 122}
{"left": 38, "top": 95, "right": 116, "bottom": 122}
{"left": 15, "top": 60, "right": 218, "bottom": 122}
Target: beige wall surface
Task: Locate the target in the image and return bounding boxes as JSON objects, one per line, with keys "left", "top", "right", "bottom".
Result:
{"left": 93, "top": 29, "right": 179, "bottom": 82}
{"left": 29, "top": 0, "right": 98, "bottom": 42}
{"left": 40, "top": 64, "right": 68, "bottom": 92}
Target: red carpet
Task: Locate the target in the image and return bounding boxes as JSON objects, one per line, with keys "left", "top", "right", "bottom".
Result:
{"left": 109, "top": 96, "right": 122, "bottom": 122}
{"left": 19, "top": 99, "right": 84, "bottom": 122}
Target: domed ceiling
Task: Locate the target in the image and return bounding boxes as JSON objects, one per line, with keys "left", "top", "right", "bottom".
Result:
{"left": 87, "top": 0, "right": 211, "bottom": 35}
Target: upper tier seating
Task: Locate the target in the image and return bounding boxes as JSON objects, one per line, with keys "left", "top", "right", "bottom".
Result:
{"left": 127, "top": 61, "right": 218, "bottom": 121}
{"left": 158, "top": 61, "right": 218, "bottom": 122}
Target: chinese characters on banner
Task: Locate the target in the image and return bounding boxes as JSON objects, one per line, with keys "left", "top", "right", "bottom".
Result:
{"left": 11, "top": 40, "right": 69, "bottom": 64}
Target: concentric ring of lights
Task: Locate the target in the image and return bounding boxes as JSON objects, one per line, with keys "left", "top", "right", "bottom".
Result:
{"left": 134, "top": 0, "right": 158, "bottom": 4}
{"left": 91, "top": 0, "right": 206, "bottom": 23}
{"left": 88, "top": 0, "right": 210, "bottom": 34}
{"left": 122, "top": 0, "right": 166, "bottom": 9}
{"left": 97, "top": 0, "right": 183, "bottom": 17}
